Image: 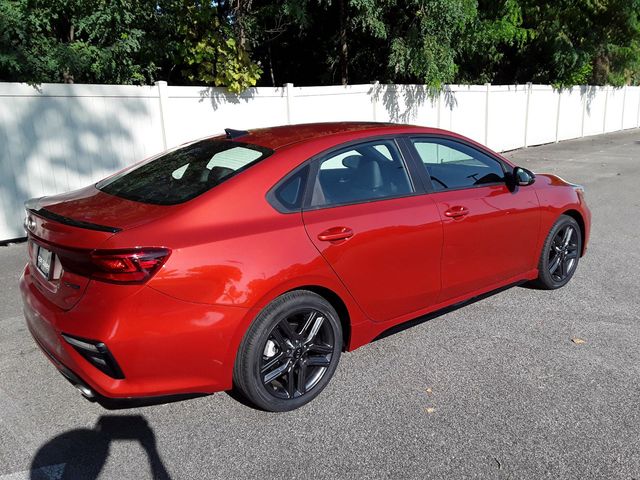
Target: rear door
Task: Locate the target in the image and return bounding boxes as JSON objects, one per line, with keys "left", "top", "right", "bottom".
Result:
{"left": 407, "top": 137, "right": 540, "bottom": 302}
{"left": 301, "top": 138, "right": 443, "bottom": 323}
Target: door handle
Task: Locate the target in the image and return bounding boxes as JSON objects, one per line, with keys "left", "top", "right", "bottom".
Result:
{"left": 444, "top": 206, "right": 469, "bottom": 218}
{"left": 317, "top": 226, "right": 354, "bottom": 242}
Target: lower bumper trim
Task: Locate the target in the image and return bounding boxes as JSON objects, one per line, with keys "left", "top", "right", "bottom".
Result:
{"left": 33, "top": 328, "right": 209, "bottom": 408}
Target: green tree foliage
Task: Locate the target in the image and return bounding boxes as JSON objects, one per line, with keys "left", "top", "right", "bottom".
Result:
{"left": 165, "top": 1, "right": 262, "bottom": 92}
{"left": 385, "top": 0, "right": 477, "bottom": 87}
{"left": 0, "top": 0, "right": 262, "bottom": 91}
{"left": 456, "top": 0, "right": 640, "bottom": 86}
{"left": 457, "top": 0, "right": 535, "bottom": 84}
{"left": 516, "top": 0, "right": 640, "bottom": 86}
{"left": 244, "top": 0, "right": 477, "bottom": 87}
{"left": 0, "top": 0, "right": 157, "bottom": 84}
{"left": 0, "top": 0, "right": 639, "bottom": 89}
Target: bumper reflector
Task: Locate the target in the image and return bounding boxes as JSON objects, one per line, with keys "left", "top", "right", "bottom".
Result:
{"left": 61, "top": 333, "right": 125, "bottom": 379}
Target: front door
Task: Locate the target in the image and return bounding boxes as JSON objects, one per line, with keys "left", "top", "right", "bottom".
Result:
{"left": 408, "top": 137, "right": 540, "bottom": 302}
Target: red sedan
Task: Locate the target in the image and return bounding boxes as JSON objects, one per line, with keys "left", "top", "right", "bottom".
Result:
{"left": 20, "top": 122, "right": 591, "bottom": 411}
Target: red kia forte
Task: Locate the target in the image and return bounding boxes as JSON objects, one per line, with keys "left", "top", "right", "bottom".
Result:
{"left": 20, "top": 122, "right": 591, "bottom": 411}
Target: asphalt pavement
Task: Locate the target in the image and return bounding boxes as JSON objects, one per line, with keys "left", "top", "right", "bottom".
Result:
{"left": 1, "top": 130, "right": 639, "bottom": 479}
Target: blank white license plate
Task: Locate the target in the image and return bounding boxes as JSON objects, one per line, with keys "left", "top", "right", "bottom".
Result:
{"left": 36, "top": 246, "right": 53, "bottom": 279}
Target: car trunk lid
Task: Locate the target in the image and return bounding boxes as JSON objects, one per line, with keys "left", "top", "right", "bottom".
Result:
{"left": 25, "top": 186, "right": 173, "bottom": 310}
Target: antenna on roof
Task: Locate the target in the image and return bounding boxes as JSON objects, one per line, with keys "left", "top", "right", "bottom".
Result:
{"left": 225, "top": 128, "right": 249, "bottom": 139}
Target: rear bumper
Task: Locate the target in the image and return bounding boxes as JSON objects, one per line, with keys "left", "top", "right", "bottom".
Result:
{"left": 20, "top": 264, "right": 251, "bottom": 401}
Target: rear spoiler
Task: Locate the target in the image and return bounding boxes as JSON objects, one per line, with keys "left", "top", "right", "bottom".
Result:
{"left": 27, "top": 207, "right": 121, "bottom": 234}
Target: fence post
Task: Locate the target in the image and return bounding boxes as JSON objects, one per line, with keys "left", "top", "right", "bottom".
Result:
{"left": 284, "top": 83, "right": 294, "bottom": 124}
{"left": 554, "top": 88, "right": 562, "bottom": 143}
{"left": 581, "top": 86, "right": 587, "bottom": 137}
{"left": 155, "top": 81, "right": 169, "bottom": 150}
{"left": 370, "top": 81, "right": 379, "bottom": 121}
{"left": 621, "top": 84, "right": 627, "bottom": 130}
{"left": 523, "top": 82, "right": 532, "bottom": 148}
{"left": 484, "top": 83, "right": 490, "bottom": 145}
{"left": 602, "top": 85, "right": 609, "bottom": 134}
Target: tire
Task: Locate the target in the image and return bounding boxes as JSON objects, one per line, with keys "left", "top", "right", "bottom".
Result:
{"left": 233, "top": 290, "right": 343, "bottom": 412}
{"left": 532, "top": 214, "right": 582, "bottom": 290}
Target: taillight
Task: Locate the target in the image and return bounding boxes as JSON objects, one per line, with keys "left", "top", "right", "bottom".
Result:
{"left": 56, "top": 247, "right": 171, "bottom": 284}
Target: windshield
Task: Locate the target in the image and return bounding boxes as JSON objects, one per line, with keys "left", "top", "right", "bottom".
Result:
{"left": 97, "top": 140, "right": 272, "bottom": 205}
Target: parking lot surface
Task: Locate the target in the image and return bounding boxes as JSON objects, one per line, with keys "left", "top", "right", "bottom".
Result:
{"left": 1, "top": 130, "right": 639, "bottom": 479}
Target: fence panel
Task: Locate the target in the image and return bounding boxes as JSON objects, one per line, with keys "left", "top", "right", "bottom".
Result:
{"left": 557, "top": 87, "right": 584, "bottom": 141}
{"left": 0, "top": 83, "right": 163, "bottom": 240}
{"left": 525, "top": 85, "right": 558, "bottom": 146}
{"left": 443, "top": 85, "right": 486, "bottom": 145}
{"left": 487, "top": 84, "right": 528, "bottom": 152}
{"left": 623, "top": 87, "right": 640, "bottom": 129}
{"left": 1, "top": 81, "right": 638, "bottom": 240}
{"left": 292, "top": 85, "right": 373, "bottom": 124}
{"left": 604, "top": 87, "right": 624, "bottom": 133}
{"left": 582, "top": 86, "right": 608, "bottom": 136}
{"left": 166, "top": 86, "right": 288, "bottom": 148}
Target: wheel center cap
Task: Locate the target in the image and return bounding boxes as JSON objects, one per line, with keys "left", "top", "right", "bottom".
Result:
{"left": 293, "top": 348, "right": 302, "bottom": 360}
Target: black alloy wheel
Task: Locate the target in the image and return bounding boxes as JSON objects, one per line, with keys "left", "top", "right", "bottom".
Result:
{"left": 260, "top": 309, "right": 335, "bottom": 399}
{"left": 548, "top": 224, "right": 579, "bottom": 282}
{"left": 533, "top": 214, "right": 582, "bottom": 289}
{"left": 234, "top": 290, "right": 342, "bottom": 411}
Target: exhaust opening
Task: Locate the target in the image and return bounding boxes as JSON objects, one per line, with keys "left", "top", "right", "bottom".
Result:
{"left": 75, "top": 384, "right": 95, "bottom": 399}
{"left": 59, "top": 369, "right": 96, "bottom": 401}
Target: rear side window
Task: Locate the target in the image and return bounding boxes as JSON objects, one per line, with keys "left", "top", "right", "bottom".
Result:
{"left": 310, "top": 140, "right": 413, "bottom": 207}
{"left": 97, "top": 140, "right": 272, "bottom": 205}
{"left": 270, "top": 165, "right": 309, "bottom": 212}
{"left": 411, "top": 138, "right": 505, "bottom": 191}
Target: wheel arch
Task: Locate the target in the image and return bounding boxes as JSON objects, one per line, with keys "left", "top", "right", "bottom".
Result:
{"left": 285, "top": 285, "right": 351, "bottom": 351}
{"left": 562, "top": 209, "right": 586, "bottom": 256}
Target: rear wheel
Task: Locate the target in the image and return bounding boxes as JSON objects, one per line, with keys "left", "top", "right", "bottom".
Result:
{"left": 532, "top": 215, "right": 582, "bottom": 289}
{"left": 233, "top": 290, "right": 342, "bottom": 411}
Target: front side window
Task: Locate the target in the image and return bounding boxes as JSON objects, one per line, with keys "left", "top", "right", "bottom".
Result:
{"left": 310, "top": 140, "right": 413, "bottom": 207}
{"left": 97, "top": 140, "right": 272, "bottom": 205}
{"left": 411, "top": 139, "right": 505, "bottom": 191}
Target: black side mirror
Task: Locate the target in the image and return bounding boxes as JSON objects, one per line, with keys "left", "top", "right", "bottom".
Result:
{"left": 513, "top": 166, "right": 535, "bottom": 186}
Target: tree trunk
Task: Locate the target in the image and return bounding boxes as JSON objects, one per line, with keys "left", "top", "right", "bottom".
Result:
{"left": 268, "top": 43, "right": 276, "bottom": 86}
{"left": 233, "top": 0, "right": 251, "bottom": 50}
{"left": 63, "top": 22, "right": 75, "bottom": 84}
{"left": 338, "top": 0, "right": 348, "bottom": 85}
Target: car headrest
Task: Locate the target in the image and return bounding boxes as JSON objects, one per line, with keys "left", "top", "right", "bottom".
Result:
{"left": 342, "top": 155, "right": 363, "bottom": 169}
{"left": 352, "top": 157, "right": 383, "bottom": 190}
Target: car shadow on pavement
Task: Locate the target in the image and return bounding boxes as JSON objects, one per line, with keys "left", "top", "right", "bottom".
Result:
{"left": 30, "top": 415, "right": 171, "bottom": 479}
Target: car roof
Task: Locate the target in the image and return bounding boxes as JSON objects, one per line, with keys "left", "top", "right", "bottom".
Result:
{"left": 226, "top": 122, "right": 444, "bottom": 150}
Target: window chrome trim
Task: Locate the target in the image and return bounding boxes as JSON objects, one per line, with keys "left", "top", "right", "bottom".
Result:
{"left": 266, "top": 134, "right": 428, "bottom": 214}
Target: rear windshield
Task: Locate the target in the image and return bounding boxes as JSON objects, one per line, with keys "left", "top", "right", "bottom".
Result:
{"left": 97, "top": 140, "right": 272, "bottom": 205}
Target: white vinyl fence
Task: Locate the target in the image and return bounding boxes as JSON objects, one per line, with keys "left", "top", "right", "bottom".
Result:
{"left": 1, "top": 81, "right": 639, "bottom": 240}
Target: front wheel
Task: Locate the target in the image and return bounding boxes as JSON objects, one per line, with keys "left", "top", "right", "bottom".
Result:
{"left": 532, "top": 214, "right": 582, "bottom": 289}
{"left": 233, "top": 290, "right": 342, "bottom": 411}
